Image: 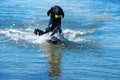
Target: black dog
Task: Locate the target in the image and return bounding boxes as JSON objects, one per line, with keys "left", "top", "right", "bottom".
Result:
{"left": 34, "top": 6, "right": 64, "bottom": 36}
{"left": 45, "top": 5, "right": 64, "bottom": 34}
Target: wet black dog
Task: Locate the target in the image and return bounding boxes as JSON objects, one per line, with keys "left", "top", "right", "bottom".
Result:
{"left": 45, "top": 5, "right": 64, "bottom": 34}
{"left": 34, "top": 5, "right": 64, "bottom": 36}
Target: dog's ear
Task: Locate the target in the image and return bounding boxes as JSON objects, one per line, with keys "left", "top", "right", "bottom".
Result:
{"left": 47, "top": 7, "right": 53, "bottom": 16}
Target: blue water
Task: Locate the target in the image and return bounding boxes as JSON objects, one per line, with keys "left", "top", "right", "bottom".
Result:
{"left": 0, "top": 0, "right": 120, "bottom": 80}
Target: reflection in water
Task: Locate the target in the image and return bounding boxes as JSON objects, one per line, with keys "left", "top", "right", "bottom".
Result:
{"left": 44, "top": 43, "right": 63, "bottom": 79}
{"left": 43, "top": 38, "right": 102, "bottom": 80}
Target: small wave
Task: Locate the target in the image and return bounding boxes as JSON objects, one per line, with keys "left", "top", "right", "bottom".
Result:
{"left": 64, "top": 29, "right": 95, "bottom": 36}
{"left": 0, "top": 41, "right": 3, "bottom": 44}
{"left": 0, "top": 28, "right": 95, "bottom": 45}
{"left": 0, "top": 29, "right": 51, "bottom": 45}
{"left": 63, "top": 29, "right": 95, "bottom": 42}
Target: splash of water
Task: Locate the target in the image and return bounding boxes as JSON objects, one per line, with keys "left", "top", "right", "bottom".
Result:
{"left": 63, "top": 29, "right": 95, "bottom": 42}
{"left": 0, "top": 28, "right": 95, "bottom": 45}
{"left": 0, "top": 29, "right": 50, "bottom": 44}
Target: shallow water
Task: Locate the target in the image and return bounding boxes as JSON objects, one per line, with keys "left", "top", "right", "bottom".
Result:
{"left": 0, "top": 0, "right": 120, "bottom": 80}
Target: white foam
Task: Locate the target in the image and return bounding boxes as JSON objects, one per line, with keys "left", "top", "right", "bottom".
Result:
{"left": 63, "top": 29, "right": 95, "bottom": 42}
{"left": 64, "top": 29, "right": 95, "bottom": 35}
{"left": 0, "top": 28, "right": 95, "bottom": 44}
{"left": 0, "top": 29, "right": 50, "bottom": 44}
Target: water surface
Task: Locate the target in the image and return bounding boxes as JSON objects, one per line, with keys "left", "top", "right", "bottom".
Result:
{"left": 0, "top": 0, "right": 120, "bottom": 80}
